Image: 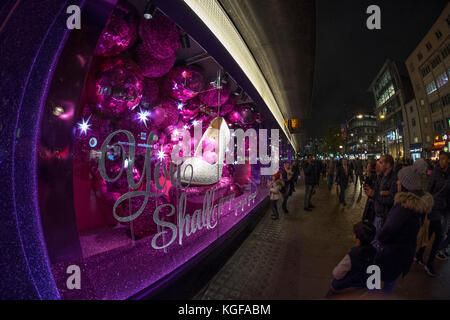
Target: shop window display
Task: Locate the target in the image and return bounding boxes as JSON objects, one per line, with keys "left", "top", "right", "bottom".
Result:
{"left": 38, "top": 1, "right": 274, "bottom": 299}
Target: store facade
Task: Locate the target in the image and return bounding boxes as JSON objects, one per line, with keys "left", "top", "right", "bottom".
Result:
{"left": 0, "top": 0, "right": 301, "bottom": 299}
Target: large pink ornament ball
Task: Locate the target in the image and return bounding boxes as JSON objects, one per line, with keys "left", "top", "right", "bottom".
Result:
{"left": 238, "top": 104, "right": 257, "bottom": 126}
{"left": 199, "top": 83, "right": 230, "bottom": 107}
{"left": 218, "top": 98, "right": 235, "bottom": 116}
{"left": 94, "top": 5, "right": 137, "bottom": 57}
{"left": 92, "top": 57, "right": 144, "bottom": 117}
{"left": 139, "top": 78, "right": 159, "bottom": 109}
{"left": 164, "top": 66, "right": 205, "bottom": 102}
{"left": 138, "top": 13, "right": 180, "bottom": 60}
{"left": 226, "top": 108, "right": 242, "bottom": 125}
{"left": 151, "top": 98, "right": 179, "bottom": 129}
{"left": 135, "top": 44, "right": 175, "bottom": 78}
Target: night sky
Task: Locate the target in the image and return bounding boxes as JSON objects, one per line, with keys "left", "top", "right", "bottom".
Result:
{"left": 307, "top": 0, "right": 449, "bottom": 138}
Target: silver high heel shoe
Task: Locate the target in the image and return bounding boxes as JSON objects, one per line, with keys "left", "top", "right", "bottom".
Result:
{"left": 180, "top": 117, "right": 231, "bottom": 186}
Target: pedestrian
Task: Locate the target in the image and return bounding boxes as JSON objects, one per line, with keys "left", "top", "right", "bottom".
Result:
{"left": 327, "top": 158, "right": 336, "bottom": 191}
{"left": 363, "top": 155, "right": 397, "bottom": 234}
{"left": 291, "top": 161, "right": 300, "bottom": 191}
{"left": 415, "top": 152, "right": 450, "bottom": 276}
{"left": 303, "top": 155, "right": 315, "bottom": 211}
{"left": 281, "top": 162, "right": 293, "bottom": 214}
{"left": 267, "top": 170, "right": 285, "bottom": 220}
{"left": 362, "top": 159, "right": 378, "bottom": 223}
{"left": 314, "top": 158, "right": 322, "bottom": 187}
{"left": 354, "top": 158, "right": 364, "bottom": 187}
{"left": 374, "top": 163, "right": 434, "bottom": 292}
{"left": 327, "top": 221, "right": 376, "bottom": 297}
{"left": 336, "top": 158, "right": 351, "bottom": 206}
{"left": 348, "top": 160, "right": 355, "bottom": 183}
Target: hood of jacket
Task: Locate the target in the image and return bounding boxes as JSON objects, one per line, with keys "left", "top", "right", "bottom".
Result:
{"left": 394, "top": 191, "right": 434, "bottom": 214}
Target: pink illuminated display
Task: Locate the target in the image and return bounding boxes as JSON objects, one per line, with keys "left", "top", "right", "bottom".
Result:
{"left": 47, "top": 2, "right": 273, "bottom": 300}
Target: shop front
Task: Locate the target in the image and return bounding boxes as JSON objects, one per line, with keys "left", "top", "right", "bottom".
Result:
{"left": 429, "top": 132, "right": 450, "bottom": 159}
{"left": 0, "top": 0, "right": 298, "bottom": 299}
{"left": 409, "top": 143, "right": 423, "bottom": 161}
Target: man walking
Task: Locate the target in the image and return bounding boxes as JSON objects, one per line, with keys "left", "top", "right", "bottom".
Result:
{"left": 327, "top": 158, "right": 336, "bottom": 191}
{"left": 281, "top": 162, "right": 293, "bottom": 214}
{"left": 363, "top": 155, "right": 397, "bottom": 234}
{"left": 303, "top": 155, "right": 316, "bottom": 211}
{"left": 336, "top": 158, "right": 350, "bottom": 206}
{"left": 354, "top": 158, "right": 364, "bottom": 188}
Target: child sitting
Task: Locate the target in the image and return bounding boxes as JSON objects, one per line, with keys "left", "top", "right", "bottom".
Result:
{"left": 327, "top": 221, "right": 376, "bottom": 297}
{"left": 267, "top": 171, "right": 285, "bottom": 220}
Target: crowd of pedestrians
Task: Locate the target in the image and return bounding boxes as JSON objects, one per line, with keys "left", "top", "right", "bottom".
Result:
{"left": 328, "top": 151, "right": 450, "bottom": 296}
{"left": 267, "top": 151, "right": 450, "bottom": 296}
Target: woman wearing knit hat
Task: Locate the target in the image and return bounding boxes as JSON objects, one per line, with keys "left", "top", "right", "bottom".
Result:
{"left": 267, "top": 170, "right": 285, "bottom": 220}
{"left": 374, "top": 162, "right": 434, "bottom": 293}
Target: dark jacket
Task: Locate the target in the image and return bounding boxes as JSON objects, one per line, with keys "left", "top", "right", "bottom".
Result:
{"left": 375, "top": 191, "right": 434, "bottom": 282}
{"left": 371, "top": 170, "right": 398, "bottom": 220}
{"left": 314, "top": 160, "right": 322, "bottom": 184}
{"left": 331, "top": 245, "right": 377, "bottom": 291}
{"left": 303, "top": 162, "right": 316, "bottom": 186}
{"left": 354, "top": 160, "right": 364, "bottom": 175}
{"left": 427, "top": 166, "right": 450, "bottom": 221}
{"left": 335, "top": 163, "right": 350, "bottom": 188}
{"left": 362, "top": 173, "right": 379, "bottom": 222}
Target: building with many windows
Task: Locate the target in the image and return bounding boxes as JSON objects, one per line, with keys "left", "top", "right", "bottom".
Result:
{"left": 345, "top": 114, "right": 380, "bottom": 158}
{"left": 368, "top": 59, "right": 415, "bottom": 159}
{"left": 406, "top": 3, "right": 450, "bottom": 157}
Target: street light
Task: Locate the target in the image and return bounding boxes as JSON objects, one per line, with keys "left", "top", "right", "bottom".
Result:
{"left": 357, "top": 114, "right": 363, "bottom": 119}
{"left": 339, "top": 145, "right": 343, "bottom": 149}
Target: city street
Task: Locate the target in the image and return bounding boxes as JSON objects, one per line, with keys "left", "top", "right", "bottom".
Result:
{"left": 195, "top": 176, "right": 450, "bottom": 300}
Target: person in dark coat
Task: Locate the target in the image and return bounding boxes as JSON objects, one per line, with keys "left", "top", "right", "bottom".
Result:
{"left": 281, "top": 162, "right": 293, "bottom": 213}
{"left": 362, "top": 159, "right": 378, "bottom": 223}
{"left": 291, "top": 161, "right": 300, "bottom": 192}
{"left": 327, "top": 221, "right": 376, "bottom": 297}
{"left": 364, "top": 155, "right": 398, "bottom": 234}
{"left": 335, "top": 158, "right": 351, "bottom": 206}
{"left": 415, "top": 152, "right": 450, "bottom": 276}
{"left": 314, "top": 159, "right": 322, "bottom": 187}
{"left": 303, "top": 155, "right": 316, "bottom": 211}
{"left": 375, "top": 164, "right": 434, "bottom": 293}
{"left": 354, "top": 158, "right": 364, "bottom": 187}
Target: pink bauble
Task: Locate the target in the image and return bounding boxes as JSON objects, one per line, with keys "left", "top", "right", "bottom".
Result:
{"left": 94, "top": 6, "right": 137, "bottom": 57}
{"left": 226, "top": 109, "right": 242, "bottom": 125}
{"left": 239, "top": 104, "right": 256, "bottom": 125}
{"left": 135, "top": 44, "right": 175, "bottom": 78}
{"left": 91, "top": 57, "right": 144, "bottom": 117}
{"left": 151, "top": 98, "right": 179, "bottom": 129}
{"left": 218, "top": 98, "right": 235, "bottom": 116}
{"left": 230, "top": 183, "right": 243, "bottom": 197}
{"left": 199, "top": 83, "right": 230, "bottom": 107}
{"left": 138, "top": 13, "right": 180, "bottom": 60}
{"left": 114, "top": 109, "right": 152, "bottom": 140}
{"left": 164, "top": 66, "right": 205, "bottom": 102}
{"left": 181, "top": 108, "right": 199, "bottom": 122}
{"left": 139, "top": 78, "right": 159, "bottom": 109}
